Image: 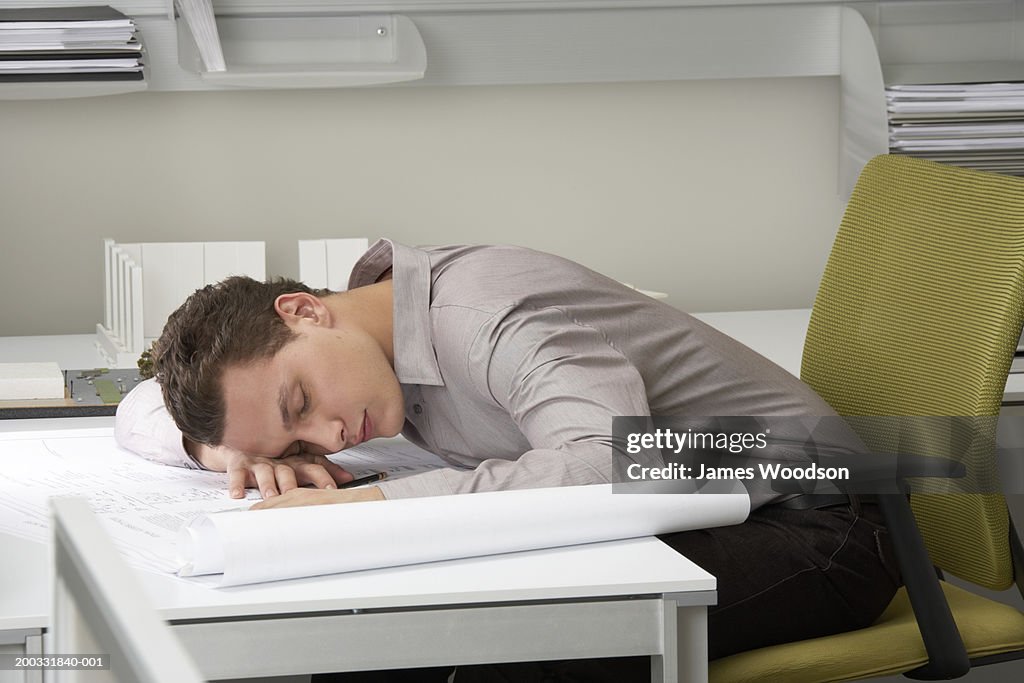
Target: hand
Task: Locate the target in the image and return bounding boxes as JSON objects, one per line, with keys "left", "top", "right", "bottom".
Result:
{"left": 250, "top": 486, "right": 385, "bottom": 510}
{"left": 187, "top": 439, "right": 355, "bottom": 499}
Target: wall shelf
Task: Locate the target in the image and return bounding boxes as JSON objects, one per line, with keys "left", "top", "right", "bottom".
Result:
{"left": 0, "top": 79, "right": 147, "bottom": 100}
{"left": 884, "top": 62, "right": 1024, "bottom": 87}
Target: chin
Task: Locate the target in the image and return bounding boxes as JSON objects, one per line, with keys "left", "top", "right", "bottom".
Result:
{"left": 371, "top": 405, "right": 400, "bottom": 439}
{"left": 383, "top": 418, "right": 403, "bottom": 438}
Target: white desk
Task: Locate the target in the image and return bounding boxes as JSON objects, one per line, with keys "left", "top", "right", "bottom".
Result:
{"left": 0, "top": 419, "right": 714, "bottom": 683}
{"left": 4, "top": 532, "right": 711, "bottom": 681}
{"left": 3, "top": 528, "right": 711, "bottom": 682}
{"left": 693, "top": 308, "right": 1024, "bottom": 405}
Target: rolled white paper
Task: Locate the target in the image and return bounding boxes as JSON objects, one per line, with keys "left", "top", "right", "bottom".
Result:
{"left": 177, "top": 482, "right": 749, "bottom": 586}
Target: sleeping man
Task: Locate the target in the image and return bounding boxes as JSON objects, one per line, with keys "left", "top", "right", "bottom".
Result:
{"left": 116, "top": 238, "right": 900, "bottom": 681}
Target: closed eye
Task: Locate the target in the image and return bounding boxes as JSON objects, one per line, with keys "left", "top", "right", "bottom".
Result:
{"left": 299, "top": 384, "right": 311, "bottom": 417}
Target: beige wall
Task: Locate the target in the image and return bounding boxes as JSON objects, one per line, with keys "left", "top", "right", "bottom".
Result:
{"left": 0, "top": 76, "right": 843, "bottom": 336}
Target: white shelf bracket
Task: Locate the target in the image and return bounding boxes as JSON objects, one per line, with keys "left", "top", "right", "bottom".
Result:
{"left": 175, "top": 3, "right": 427, "bottom": 89}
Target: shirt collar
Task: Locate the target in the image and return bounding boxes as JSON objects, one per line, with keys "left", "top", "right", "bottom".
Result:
{"left": 349, "top": 239, "right": 444, "bottom": 386}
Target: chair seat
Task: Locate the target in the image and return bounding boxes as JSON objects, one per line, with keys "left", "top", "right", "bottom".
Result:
{"left": 709, "top": 582, "right": 1024, "bottom": 683}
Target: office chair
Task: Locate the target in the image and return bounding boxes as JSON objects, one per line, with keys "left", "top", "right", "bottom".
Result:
{"left": 709, "top": 155, "right": 1024, "bottom": 682}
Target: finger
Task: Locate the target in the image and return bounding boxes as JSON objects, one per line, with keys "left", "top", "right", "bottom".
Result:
{"left": 315, "top": 457, "right": 355, "bottom": 485}
{"left": 275, "top": 463, "right": 299, "bottom": 493}
{"left": 226, "top": 461, "right": 248, "bottom": 499}
{"left": 251, "top": 462, "right": 278, "bottom": 498}
{"left": 281, "top": 441, "right": 302, "bottom": 458}
{"left": 293, "top": 462, "right": 337, "bottom": 490}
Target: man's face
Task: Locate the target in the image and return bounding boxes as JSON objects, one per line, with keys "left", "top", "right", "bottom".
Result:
{"left": 219, "top": 323, "right": 405, "bottom": 457}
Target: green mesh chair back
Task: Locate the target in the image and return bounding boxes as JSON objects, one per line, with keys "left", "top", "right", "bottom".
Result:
{"left": 800, "top": 154, "right": 1024, "bottom": 590}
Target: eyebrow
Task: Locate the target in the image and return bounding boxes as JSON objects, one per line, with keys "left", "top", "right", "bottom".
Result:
{"left": 278, "top": 384, "right": 292, "bottom": 430}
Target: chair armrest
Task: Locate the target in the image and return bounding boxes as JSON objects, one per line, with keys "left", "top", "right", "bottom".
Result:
{"left": 764, "top": 450, "right": 965, "bottom": 495}
{"left": 831, "top": 452, "right": 965, "bottom": 490}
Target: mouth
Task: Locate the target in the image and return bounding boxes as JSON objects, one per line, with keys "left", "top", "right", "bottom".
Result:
{"left": 357, "top": 410, "right": 369, "bottom": 446}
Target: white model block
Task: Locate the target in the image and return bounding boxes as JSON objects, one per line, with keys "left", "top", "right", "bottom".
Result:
{"left": 129, "top": 262, "right": 144, "bottom": 355}
{"left": 204, "top": 241, "right": 267, "bottom": 283}
{"left": 299, "top": 238, "right": 369, "bottom": 290}
{"left": 98, "top": 239, "right": 269, "bottom": 367}
{"left": 326, "top": 238, "right": 369, "bottom": 290}
{"left": 141, "top": 243, "right": 205, "bottom": 339}
{"left": 0, "top": 362, "right": 64, "bottom": 400}
{"left": 103, "top": 238, "right": 114, "bottom": 331}
{"left": 298, "top": 240, "right": 329, "bottom": 289}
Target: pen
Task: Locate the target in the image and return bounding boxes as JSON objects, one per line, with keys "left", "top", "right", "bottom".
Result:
{"left": 338, "top": 471, "right": 388, "bottom": 489}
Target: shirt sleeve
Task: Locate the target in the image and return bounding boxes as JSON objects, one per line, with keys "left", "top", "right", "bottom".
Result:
{"left": 376, "top": 305, "right": 664, "bottom": 498}
{"left": 114, "top": 378, "right": 206, "bottom": 470}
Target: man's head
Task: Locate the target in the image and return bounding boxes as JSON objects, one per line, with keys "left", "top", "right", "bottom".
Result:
{"left": 154, "top": 275, "right": 404, "bottom": 456}
{"left": 154, "top": 276, "right": 327, "bottom": 446}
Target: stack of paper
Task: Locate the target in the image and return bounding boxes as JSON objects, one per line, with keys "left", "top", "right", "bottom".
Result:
{"left": 887, "top": 83, "right": 1024, "bottom": 176}
{"left": 0, "top": 5, "right": 143, "bottom": 83}
{"left": 0, "top": 430, "right": 464, "bottom": 575}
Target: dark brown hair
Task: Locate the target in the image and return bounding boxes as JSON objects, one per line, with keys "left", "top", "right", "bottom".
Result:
{"left": 153, "top": 276, "right": 330, "bottom": 445}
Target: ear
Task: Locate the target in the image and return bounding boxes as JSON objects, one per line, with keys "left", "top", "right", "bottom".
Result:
{"left": 274, "top": 292, "right": 332, "bottom": 328}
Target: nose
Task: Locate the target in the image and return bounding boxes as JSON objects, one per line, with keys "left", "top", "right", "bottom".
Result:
{"left": 302, "top": 418, "right": 346, "bottom": 454}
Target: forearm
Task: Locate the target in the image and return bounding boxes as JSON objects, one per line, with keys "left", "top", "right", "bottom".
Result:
{"left": 376, "top": 443, "right": 619, "bottom": 499}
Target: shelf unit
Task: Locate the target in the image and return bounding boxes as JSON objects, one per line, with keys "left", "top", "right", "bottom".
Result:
{"left": 872, "top": 1, "right": 1024, "bottom": 177}
{"left": 1, "top": 1, "right": 1022, "bottom": 192}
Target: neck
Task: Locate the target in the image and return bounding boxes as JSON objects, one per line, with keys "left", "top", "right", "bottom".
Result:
{"left": 324, "top": 280, "right": 395, "bottom": 365}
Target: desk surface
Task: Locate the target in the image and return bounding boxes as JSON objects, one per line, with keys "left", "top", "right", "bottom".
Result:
{"left": 0, "top": 420, "right": 714, "bottom": 631}
{"left": 0, "top": 334, "right": 134, "bottom": 418}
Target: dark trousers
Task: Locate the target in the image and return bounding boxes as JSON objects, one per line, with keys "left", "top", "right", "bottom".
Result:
{"left": 314, "top": 501, "right": 902, "bottom": 683}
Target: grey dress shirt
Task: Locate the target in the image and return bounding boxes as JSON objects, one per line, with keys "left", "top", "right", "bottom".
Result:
{"left": 116, "top": 239, "right": 855, "bottom": 508}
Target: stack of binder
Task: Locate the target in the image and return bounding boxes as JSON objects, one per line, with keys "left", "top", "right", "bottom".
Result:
{"left": 887, "top": 82, "right": 1024, "bottom": 176}
{"left": 0, "top": 5, "right": 143, "bottom": 83}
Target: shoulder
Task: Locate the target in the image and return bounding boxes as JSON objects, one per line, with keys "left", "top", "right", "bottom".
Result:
{"left": 425, "top": 244, "right": 610, "bottom": 313}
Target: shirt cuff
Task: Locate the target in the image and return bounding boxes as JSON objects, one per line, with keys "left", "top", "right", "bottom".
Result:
{"left": 170, "top": 428, "right": 207, "bottom": 471}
